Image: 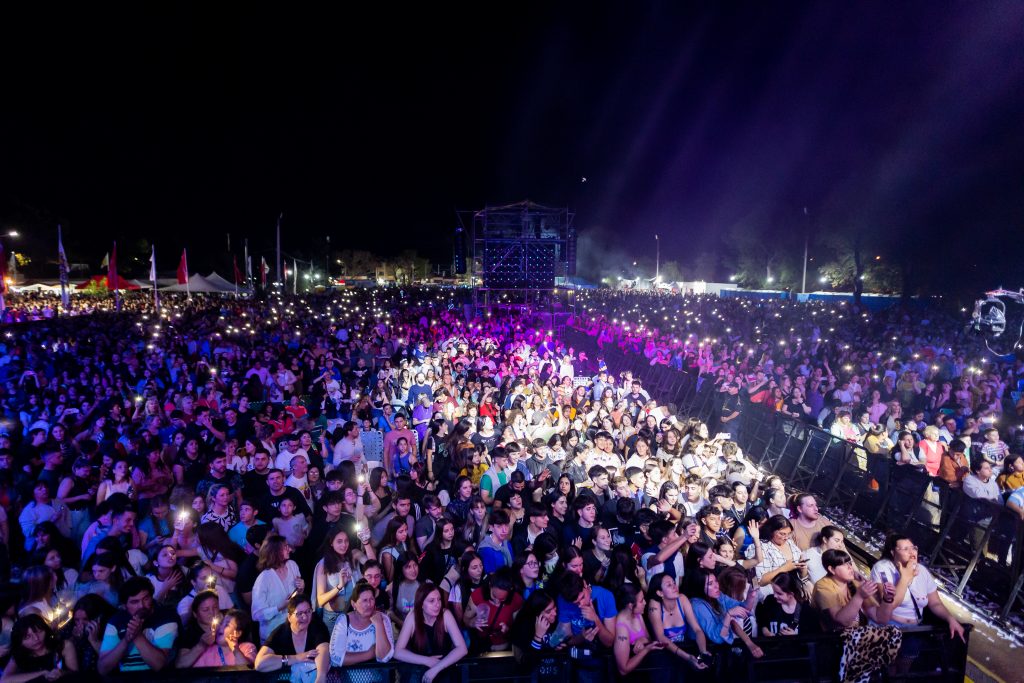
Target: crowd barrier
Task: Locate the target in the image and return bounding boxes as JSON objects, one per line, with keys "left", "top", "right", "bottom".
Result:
{"left": 561, "top": 329, "right": 1024, "bottom": 626}
{"left": 100, "top": 625, "right": 971, "bottom": 683}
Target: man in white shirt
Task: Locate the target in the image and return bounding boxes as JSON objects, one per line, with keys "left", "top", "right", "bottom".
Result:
{"left": 274, "top": 434, "right": 309, "bottom": 471}
{"left": 331, "top": 421, "right": 364, "bottom": 469}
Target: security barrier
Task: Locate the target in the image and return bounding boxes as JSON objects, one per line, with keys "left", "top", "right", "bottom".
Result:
{"left": 100, "top": 624, "right": 971, "bottom": 683}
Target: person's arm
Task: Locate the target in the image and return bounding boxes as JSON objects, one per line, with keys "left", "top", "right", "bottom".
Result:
{"left": 131, "top": 628, "right": 173, "bottom": 671}
{"left": 312, "top": 642, "right": 330, "bottom": 683}
{"left": 98, "top": 623, "right": 132, "bottom": 675}
{"left": 926, "top": 590, "right": 966, "bottom": 641}
{"left": 2, "top": 659, "right": 58, "bottom": 683}
{"left": 423, "top": 611, "right": 468, "bottom": 683}
{"left": 654, "top": 533, "right": 687, "bottom": 565}
{"left": 614, "top": 622, "right": 661, "bottom": 675}
{"left": 176, "top": 629, "right": 216, "bottom": 668}
{"left": 727, "top": 616, "right": 763, "bottom": 658}
{"left": 680, "top": 596, "right": 710, "bottom": 656}
{"left": 61, "top": 638, "right": 79, "bottom": 672}
{"left": 254, "top": 646, "right": 286, "bottom": 672}
{"left": 830, "top": 580, "right": 876, "bottom": 629}
{"left": 373, "top": 612, "right": 396, "bottom": 661}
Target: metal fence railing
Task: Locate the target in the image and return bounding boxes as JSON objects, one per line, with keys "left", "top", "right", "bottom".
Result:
{"left": 562, "top": 328, "right": 1024, "bottom": 625}
{"left": 101, "top": 624, "right": 972, "bottom": 683}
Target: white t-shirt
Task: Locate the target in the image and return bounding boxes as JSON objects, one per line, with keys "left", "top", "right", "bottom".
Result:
{"left": 870, "top": 559, "right": 937, "bottom": 623}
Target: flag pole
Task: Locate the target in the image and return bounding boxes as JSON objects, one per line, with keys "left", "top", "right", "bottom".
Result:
{"left": 150, "top": 245, "right": 160, "bottom": 314}
{"left": 57, "top": 224, "right": 70, "bottom": 314}
{"left": 276, "top": 213, "right": 283, "bottom": 288}
{"left": 185, "top": 249, "right": 191, "bottom": 301}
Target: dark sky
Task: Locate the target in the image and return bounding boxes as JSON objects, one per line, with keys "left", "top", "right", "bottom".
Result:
{"left": 1, "top": 2, "right": 1022, "bottom": 289}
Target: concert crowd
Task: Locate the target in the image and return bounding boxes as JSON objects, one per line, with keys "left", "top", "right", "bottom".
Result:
{"left": 0, "top": 285, "right": 1003, "bottom": 683}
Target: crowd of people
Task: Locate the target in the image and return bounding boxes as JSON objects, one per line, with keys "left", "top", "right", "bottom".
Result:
{"left": 0, "top": 286, "right": 987, "bottom": 683}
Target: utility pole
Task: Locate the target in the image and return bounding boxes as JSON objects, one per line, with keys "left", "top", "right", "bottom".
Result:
{"left": 276, "top": 213, "right": 282, "bottom": 287}
{"left": 655, "top": 234, "right": 660, "bottom": 281}
{"left": 801, "top": 207, "right": 810, "bottom": 294}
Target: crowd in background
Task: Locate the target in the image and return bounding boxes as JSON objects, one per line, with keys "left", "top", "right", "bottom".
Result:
{"left": 0, "top": 286, "right": 991, "bottom": 683}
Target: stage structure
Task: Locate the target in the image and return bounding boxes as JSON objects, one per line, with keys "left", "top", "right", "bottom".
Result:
{"left": 457, "top": 200, "right": 576, "bottom": 312}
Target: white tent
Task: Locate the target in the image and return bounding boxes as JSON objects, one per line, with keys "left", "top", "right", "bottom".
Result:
{"left": 205, "top": 272, "right": 251, "bottom": 294}
{"left": 160, "top": 273, "right": 226, "bottom": 293}
{"left": 11, "top": 283, "right": 63, "bottom": 293}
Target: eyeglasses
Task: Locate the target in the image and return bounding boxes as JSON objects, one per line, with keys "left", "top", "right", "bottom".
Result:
{"left": 293, "top": 610, "right": 313, "bottom": 618}
{"left": 525, "top": 561, "right": 540, "bottom": 567}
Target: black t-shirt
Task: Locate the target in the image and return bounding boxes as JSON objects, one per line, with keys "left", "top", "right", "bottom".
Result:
{"left": 494, "top": 483, "right": 527, "bottom": 509}
{"left": 258, "top": 486, "right": 313, "bottom": 523}
{"left": 236, "top": 555, "right": 260, "bottom": 597}
{"left": 755, "top": 595, "right": 817, "bottom": 636}
{"left": 242, "top": 469, "right": 271, "bottom": 501}
{"left": 265, "top": 618, "right": 331, "bottom": 655}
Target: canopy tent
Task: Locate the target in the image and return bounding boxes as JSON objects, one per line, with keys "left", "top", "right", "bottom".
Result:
{"left": 11, "top": 283, "right": 63, "bottom": 293}
{"left": 160, "top": 273, "right": 224, "bottom": 293}
{"left": 74, "top": 274, "right": 141, "bottom": 290}
{"left": 205, "top": 271, "right": 251, "bottom": 294}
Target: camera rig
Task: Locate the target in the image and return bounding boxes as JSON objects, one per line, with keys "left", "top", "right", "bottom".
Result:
{"left": 969, "top": 288, "right": 1024, "bottom": 354}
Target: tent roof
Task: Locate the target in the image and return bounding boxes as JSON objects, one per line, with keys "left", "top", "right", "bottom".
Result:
{"left": 205, "top": 272, "right": 250, "bottom": 293}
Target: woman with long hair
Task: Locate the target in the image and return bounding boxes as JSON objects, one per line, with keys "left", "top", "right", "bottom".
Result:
{"left": 2, "top": 613, "right": 78, "bottom": 683}
{"left": 67, "top": 593, "right": 115, "bottom": 674}
{"left": 196, "top": 521, "right": 245, "bottom": 596}
{"left": 144, "top": 544, "right": 186, "bottom": 605}
{"left": 422, "top": 518, "right": 461, "bottom": 586}
{"left": 441, "top": 550, "right": 483, "bottom": 628}
{"left": 251, "top": 535, "right": 305, "bottom": 641}
{"left": 17, "top": 565, "right": 58, "bottom": 623}
{"left": 683, "top": 568, "right": 763, "bottom": 659}
{"left": 389, "top": 552, "right": 422, "bottom": 624}
{"left": 314, "top": 527, "right": 370, "bottom": 631}
{"left": 378, "top": 516, "right": 411, "bottom": 584}
{"left": 613, "top": 583, "right": 667, "bottom": 676}
{"left": 394, "top": 582, "right": 469, "bottom": 683}
{"left": 645, "top": 571, "right": 709, "bottom": 670}
{"left": 458, "top": 496, "right": 489, "bottom": 549}
{"left": 96, "top": 459, "right": 133, "bottom": 504}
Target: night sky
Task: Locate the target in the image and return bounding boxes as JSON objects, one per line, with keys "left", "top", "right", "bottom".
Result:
{"left": 1, "top": 2, "right": 1022, "bottom": 292}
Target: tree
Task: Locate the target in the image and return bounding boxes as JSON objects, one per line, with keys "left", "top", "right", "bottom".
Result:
{"left": 818, "top": 233, "right": 900, "bottom": 301}
{"left": 724, "top": 222, "right": 801, "bottom": 290}
{"left": 335, "top": 250, "right": 378, "bottom": 279}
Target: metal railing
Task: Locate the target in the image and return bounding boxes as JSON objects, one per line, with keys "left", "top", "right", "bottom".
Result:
{"left": 100, "top": 625, "right": 972, "bottom": 683}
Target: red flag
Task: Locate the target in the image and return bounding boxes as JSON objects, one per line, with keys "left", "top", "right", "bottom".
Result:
{"left": 233, "top": 256, "right": 243, "bottom": 284}
{"left": 107, "top": 242, "right": 118, "bottom": 291}
{"left": 260, "top": 257, "right": 268, "bottom": 287}
{"left": 177, "top": 249, "right": 189, "bottom": 285}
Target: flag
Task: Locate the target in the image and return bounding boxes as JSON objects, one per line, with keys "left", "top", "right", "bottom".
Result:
{"left": 233, "top": 256, "right": 243, "bottom": 284}
{"left": 107, "top": 242, "right": 118, "bottom": 291}
{"left": 57, "top": 225, "right": 70, "bottom": 309}
{"left": 260, "top": 256, "right": 268, "bottom": 287}
{"left": 177, "top": 249, "right": 189, "bottom": 285}
{"left": 100, "top": 252, "right": 109, "bottom": 269}
{"left": 149, "top": 246, "right": 157, "bottom": 283}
